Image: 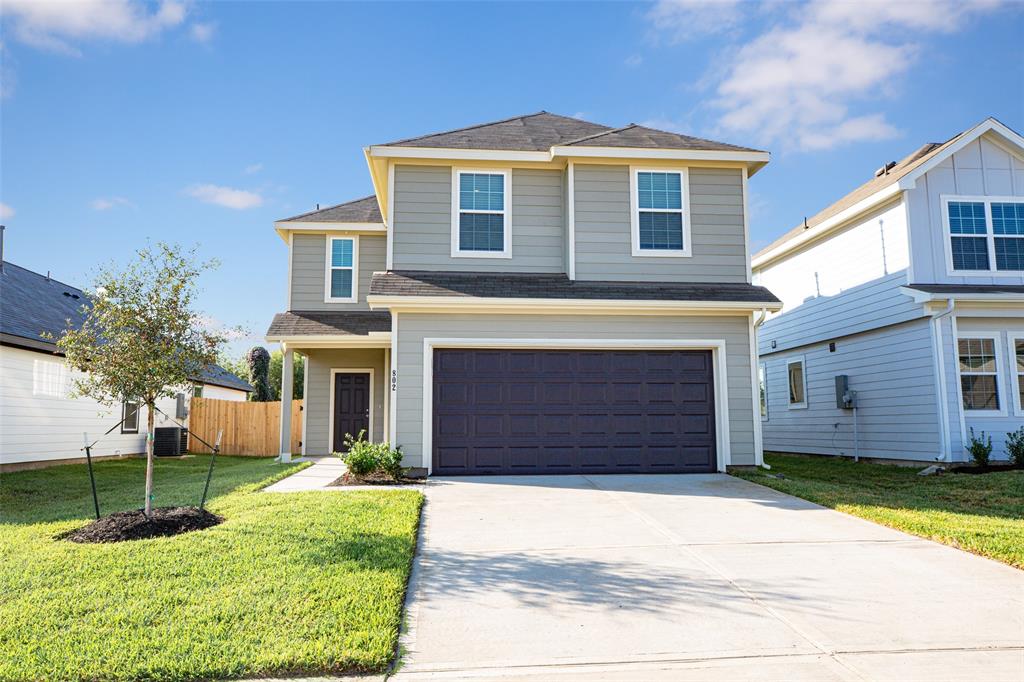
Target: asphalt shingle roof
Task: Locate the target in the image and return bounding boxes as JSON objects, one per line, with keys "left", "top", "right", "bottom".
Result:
{"left": 278, "top": 195, "right": 383, "bottom": 224}
{"left": 0, "top": 260, "right": 252, "bottom": 392}
{"left": 266, "top": 311, "right": 392, "bottom": 337}
{"left": 369, "top": 270, "right": 780, "bottom": 304}
{"left": 564, "top": 124, "right": 762, "bottom": 153}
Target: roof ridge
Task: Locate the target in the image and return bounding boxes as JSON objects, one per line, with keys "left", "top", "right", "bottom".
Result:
{"left": 381, "top": 111, "right": 555, "bottom": 147}
{"left": 278, "top": 194, "right": 378, "bottom": 223}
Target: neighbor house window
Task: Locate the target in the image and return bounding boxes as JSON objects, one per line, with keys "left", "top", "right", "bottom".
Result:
{"left": 957, "top": 337, "right": 1000, "bottom": 411}
{"left": 632, "top": 169, "right": 690, "bottom": 256}
{"left": 787, "top": 358, "right": 807, "bottom": 408}
{"left": 758, "top": 363, "right": 768, "bottom": 420}
{"left": 452, "top": 170, "right": 510, "bottom": 257}
{"left": 193, "top": 385, "right": 204, "bottom": 398}
{"left": 122, "top": 402, "right": 139, "bottom": 433}
{"left": 325, "top": 236, "right": 357, "bottom": 302}
{"left": 947, "top": 198, "right": 1024, "bottom": 273}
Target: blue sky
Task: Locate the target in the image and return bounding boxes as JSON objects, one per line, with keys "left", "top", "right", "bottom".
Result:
{"left": 2, "top": 0, "right": 1022, "bottom": 355}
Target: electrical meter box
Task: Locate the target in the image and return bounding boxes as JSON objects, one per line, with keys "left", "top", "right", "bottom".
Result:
{"left": 835, "top": 375, "right": 853, "bottom": 409}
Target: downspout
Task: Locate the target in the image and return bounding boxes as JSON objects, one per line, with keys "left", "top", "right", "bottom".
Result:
{"left": 753, "top": 307, "right": 770, "bottom": 470}
{"left": 930, "top": 299, "right": 956, "bottom": 463}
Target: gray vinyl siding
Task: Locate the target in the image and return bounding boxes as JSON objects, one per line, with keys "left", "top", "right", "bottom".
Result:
{"left": 761, "top": 318, "right": 943, "bottom": 462}
{"left": 394, "top": 313, "right": 756, "bottom": 469}
{"left": 302, "top": 347, "right": 386, "bottom": 454}
{"left": 391, "top": 165, "right": 564, "bottom": 272}
{"left": 290, "top": 233, "right": 386, "bottom": 311}
{"left": 757, "top": 271, "right": 925, "bottom": 355}
{"left": 573, "top": 165, "right": 748, "bottom": 282}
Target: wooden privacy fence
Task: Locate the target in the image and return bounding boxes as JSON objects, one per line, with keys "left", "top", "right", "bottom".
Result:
{"left": 189, "top": 397, "right": 302, "bottom": 456}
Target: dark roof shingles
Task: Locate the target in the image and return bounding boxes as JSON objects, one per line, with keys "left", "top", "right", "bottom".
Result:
{"left": 565, "top": 124, "right": 762, "bottom": 153}
{"left": 370, "top": 271, "right": 780, "bottom": 304}
{"left": 267, "top": 311, "right": 392, "bottom": 337}
{"left": 278, "top": 195, "right": 382, "bottom": 224}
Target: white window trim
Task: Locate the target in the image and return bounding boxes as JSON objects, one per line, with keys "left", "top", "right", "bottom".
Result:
{"left": 630, "top": 166, "right": 692, "bottom": 258}
{"left": 324, "top": 234, "right": 359, "bottom": 303}
{"left": 758, "top": 361, "right": 768, "bottom": 421}
{"left": 1007, "top": 334, "right": 1024, "bottom": 418}
{"left": 121, "top": 401, "right": 140, "bottom": 434}
{"left": 787, "top": 356, "right": 808, "bottom": 410}
{"left": 328, "top": 368, "right": 376, "bottom": 452}
{"left": 955, "top": 331, "right": 1007, "bottom": 417}
{"left": 942, "top": 195, "right": 1024, "bottom": 277}
{"left": 450, "top": 168, "right": 512, "bottom": 259}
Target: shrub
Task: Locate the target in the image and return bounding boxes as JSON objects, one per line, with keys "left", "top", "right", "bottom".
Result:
{"left": 966, "top": 428, "right": 993, "bottom": 468}
{"left": 336, "top": 430, "right": 405, "bottom": 480}
{"left": 1006, "top": 427, "right": 1024, "bottom": 467}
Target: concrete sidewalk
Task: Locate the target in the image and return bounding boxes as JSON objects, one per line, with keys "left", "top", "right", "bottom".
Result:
{"left": 393, "top": 474, "right": 1024, "bottom": 681}
{"left": 263, "top": 456, "right": 346, "bottom": 492}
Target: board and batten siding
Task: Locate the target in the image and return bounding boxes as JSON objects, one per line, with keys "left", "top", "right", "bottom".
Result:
{"left": 761, "top": 318, "right": 943, "bottom": 461}
{"left": 394, "top": 313, "right": 757, "bottom": 468}
{"left": 573, "top": 165, "right": 748, "bottom": 282}
{"left": 302, "top": 347, "right": 386, "bottom": 454}
{"left": 290, "top": 233, "right": 386, "bottom": 311}
{"left": 0, "top": 345, "right": 178, "bottom": 465}
{"left": 391, "top": 165, "right": 565, "bottom": 273}
{"left": 906, "top": 133, "right": 1024, "bottom": 285}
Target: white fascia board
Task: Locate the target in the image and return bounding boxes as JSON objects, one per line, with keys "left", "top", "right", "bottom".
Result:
{"left": 366, "top": 295, "right": 783, "bottom": 313}
{"left": 275, "top": 221, "right": 386, "bottom": 232}
{"left": 551, "top": 146, "right": 770, "bottom": 165}
{"left": 898, "top": 118, "right": 1024, "bottom": 191}
{"left": 264, "top": 334, "right": 392, "bottom": 347}
{"left": 367, "top": 145, "right": 551, "bottom": 163}
{"left": 752, "top": 183, "right": 902, "bottom": 270}
{"left": 900, "top": 287, "right": 1024, "bottom": 305}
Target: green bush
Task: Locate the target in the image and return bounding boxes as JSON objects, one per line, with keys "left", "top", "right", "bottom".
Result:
{"left": 967, "top": 427, "right": 993, "bottom": 468}
{"left": 336, "top": 430, "right": 405, "bottom": 480}
{"left": 1006, "top": 427, "right": 1024, "bottom": 467}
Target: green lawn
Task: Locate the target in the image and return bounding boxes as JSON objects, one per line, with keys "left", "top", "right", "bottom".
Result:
{"left": 733, "top": 454, "right": 1024, "bottom": 569}
{"left": 0, "top": 456, "right": 423, "bottom": 681}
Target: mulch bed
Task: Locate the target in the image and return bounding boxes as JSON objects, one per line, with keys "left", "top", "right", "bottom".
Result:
{"left": 61, "top": 506, "right": 223, "bottom": 543}
{"left": 951, "top": 464, "right": 1024, "bottom": 475}
{"left": 329, "top": 472, "right": 424, "bottom": 487}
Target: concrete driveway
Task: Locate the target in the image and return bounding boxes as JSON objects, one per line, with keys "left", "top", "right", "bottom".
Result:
{"left": 394, "top": 474, "right": 1024, "bottom": 681}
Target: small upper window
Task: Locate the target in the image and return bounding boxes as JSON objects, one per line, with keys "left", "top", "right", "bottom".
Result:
{"left": 193, "top": 385, "right": 204, "bottom": 398}
{"left": 453, "top": 171, "right": 509, "bottom": 257}
{"left": 326, "top": 237, "right": 357, "bottom": 301}
{"left": 787, "top": 359, "right": 806, "bottom": 408}
{"left": 122, "top": 402, "right": 140, "bottom": 434}
{"left": 635, "top": 171, "right": 685, "bottom": 252}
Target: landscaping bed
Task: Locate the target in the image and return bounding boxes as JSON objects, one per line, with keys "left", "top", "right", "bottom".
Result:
{"left": 0, "top": 455, "right": 424, "bottom": 681}
{"left": 732, "top": 454, "right": 1024, "bottom": 569}
{"left": 330, "top": 472, "right": 425, "bottom": 487}
{"left": 61, "top": 506, "right": 222, "bottom": 543}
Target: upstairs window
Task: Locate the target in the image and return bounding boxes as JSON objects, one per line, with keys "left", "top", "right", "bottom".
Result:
{"left": 946, "top": 197, "right": 1024, "bottom": 274}
{"left": 957, "top": 337, "right": 1000, "bottom": 412}
{"left": 631, "top": 169, "right": 690, "bottom": 257}
{"left": 325, "top": 236, "right": 357, "bottom": 302}
{"left": 452, "top": 170, "right": 510, "bottom": 257}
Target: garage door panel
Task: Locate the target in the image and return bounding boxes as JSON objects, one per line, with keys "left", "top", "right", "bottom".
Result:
{"left": 432, "top": 349, "right": 716, "bottom": 475}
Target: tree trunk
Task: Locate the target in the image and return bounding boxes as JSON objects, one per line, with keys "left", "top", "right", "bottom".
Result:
{"left": 144, "top": 400, "right": 156, "bottom": 517}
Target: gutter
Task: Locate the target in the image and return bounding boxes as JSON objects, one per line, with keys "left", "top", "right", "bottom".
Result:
{"left": 930, "top": 299, "right": 956, "bottom": 463}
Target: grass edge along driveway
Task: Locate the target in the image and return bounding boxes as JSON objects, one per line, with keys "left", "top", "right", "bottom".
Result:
{"left": 732, "top": 454, "right": 1024, "bottom": 569}
{"left": 0, "top": 456, "right": 423, "bottom": 681}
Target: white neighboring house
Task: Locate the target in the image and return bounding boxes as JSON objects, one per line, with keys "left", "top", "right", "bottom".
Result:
{"left": 753, "top": 117, "right": 1024, "bottom": 464}
{"left": 0, "top": 260, "right": 252, "bottom": 469}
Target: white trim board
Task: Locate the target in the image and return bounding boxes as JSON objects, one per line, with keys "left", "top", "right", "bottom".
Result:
{"left": 1007, "top": 333, "right": 1024, "bottom": 418}
{"left": 328, "top": 367, "right": 376, "bottom": 452}
{"left": 419, "top": 337, "right": 732, "bottom": 475}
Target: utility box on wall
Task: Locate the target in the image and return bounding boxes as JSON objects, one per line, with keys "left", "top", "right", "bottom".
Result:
{"left": 835, "top": 375, "right": 854, "bottom": 409}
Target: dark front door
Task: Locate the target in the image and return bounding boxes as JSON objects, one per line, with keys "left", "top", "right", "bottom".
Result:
{"left": 432, "top": 349, "right": 716, "bottom": 475}
{"left": 333, "top": 372, "right": 371, "bottom": 451}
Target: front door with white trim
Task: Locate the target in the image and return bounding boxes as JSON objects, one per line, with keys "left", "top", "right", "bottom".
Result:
{"left": 333, "top": 372, "right": 371, "bottom": 451}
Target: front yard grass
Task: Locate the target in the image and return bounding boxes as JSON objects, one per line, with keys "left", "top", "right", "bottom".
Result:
{"left": 733, "top": 454, "right": 1024, "bottom": 569}
{"left": 0, "top": 456, "right": 423, "bottom": 681}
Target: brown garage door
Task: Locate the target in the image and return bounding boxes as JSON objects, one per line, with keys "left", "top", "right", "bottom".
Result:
{"left": 432, "top": 349, "right": 716, "bottom": 475}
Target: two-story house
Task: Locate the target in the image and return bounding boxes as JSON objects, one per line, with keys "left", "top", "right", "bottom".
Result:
{"left": 753, "top": 117, "right": 1024, "bottom": 464}
{"left": 266, "top": 112, "right": 781, "bottom": 475}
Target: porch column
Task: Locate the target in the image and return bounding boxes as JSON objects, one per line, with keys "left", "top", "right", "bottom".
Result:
{"left": 278, "top": 347, "right": 294, "bottom": 462}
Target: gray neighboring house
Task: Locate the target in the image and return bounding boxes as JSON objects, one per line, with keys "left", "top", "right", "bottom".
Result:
{"left": 266, "top": 111, "right": 781, "bottom": 475}
{"left": 753, "top": 117, "right": 1024, "bottom": 463}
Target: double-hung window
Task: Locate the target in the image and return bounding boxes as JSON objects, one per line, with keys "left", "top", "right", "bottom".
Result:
{"left": 452, "top": 170, "right": 510, "bottom": 257}
{"left": 787, "top": 357, "right": 807, "bottom": 409}
{"left": 946, "top": 197, "right": 1024, "bottom": 274}
{"left": 957, "top": 336, "right": 1001, "bottom": 412}
{"left": 122, "top": 401, "right": 140, "bottom": 434}
{"left": 631, "top": 168, "right": 690, "bottom": 257}
{"left": 1010, "top": 336, "right": 1024, "bottom": 415}
{"left": 758, "top": 363, "right": 768, "bottom": 420}
{"left": 325, "top": 236, "right": 358, "bottom": 302}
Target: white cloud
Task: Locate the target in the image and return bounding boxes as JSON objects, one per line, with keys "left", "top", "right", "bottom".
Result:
{"left": 91, "top": 196, "right": 132, "bottom": 211}
{"left": 243, "top": 163, "right": 263, "bottom": 175}
{"left": 189, "top": 22, "right": 216, "bottom": 44}
{"left": 0, "top": 202, "right": 14, "bottom": 219}
{"left": 1, "top": 0, "right": 187, "bottom": 56}
{"left": 185, "top": 184, "right": 263, "bottom": 210}
{"left": 625, "top": 54, "right": 644, "bottom": 67}
{"left": 646, "top": 0, "right": 1009, "bottom": 151}
{"left": 193, "top": 315, "right": 249, "bottom": 341}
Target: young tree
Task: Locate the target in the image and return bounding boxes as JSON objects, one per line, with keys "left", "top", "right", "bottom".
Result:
{"left": 245, "top": 346, "right": 273, "bottom": 401}
{"left": 56, "top": 243, "right": 225, "bottom": 517}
